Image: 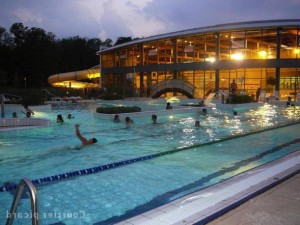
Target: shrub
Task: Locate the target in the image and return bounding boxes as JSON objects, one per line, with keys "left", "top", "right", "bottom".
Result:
{"left": 98, "top": 92, "right": 124, "bottom": 100}
{"left": 230, "top": 94, "right": 253, "bottom": 104}
{"left": 96, "top": 106, "right": 141, "bottom": 114}
{"left": 266, "top": 77, "right": 276, "bottom": 86}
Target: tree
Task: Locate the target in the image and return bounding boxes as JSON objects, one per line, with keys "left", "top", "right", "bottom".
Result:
{"left": 0, "top": 22, "right": 128, "bottom": 89}
{"left": 10, "top": 23, "right": 28, "bottom": 46}
{"left": 0, "top": 26, "right": 6, "bottom": 44}
{"left": 114, "top": 36, "right": 133, "bottom": 46}
{"left": 102, "top": 38, "right": 113, "bottom": 47}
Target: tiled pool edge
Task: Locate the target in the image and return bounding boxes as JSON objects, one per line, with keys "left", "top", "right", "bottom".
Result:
{"left": 115, "top": 150, "right": 300, "bottom": 225}
{"left": 0, "top": 104, "right": 51, "bottom": 131}
{"left": 0, "top": 118, "right": 51, "bottom": 131}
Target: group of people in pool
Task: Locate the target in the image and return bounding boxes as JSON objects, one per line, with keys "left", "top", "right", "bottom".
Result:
{"left": 113, "top": 115, "right": 156, "bottom": 124}
{"left": 56, "top": 114, "right": 74, "bottom": 123}
{"left": 113, "top": 114, "right": 159, "bottom": 125}
{"left": 74, "top": 103, "right": 248, "bottom": 147}
{"left": 74, "top": 106, "right": 242, "bottom": 147}
{"left": 75, "top": 113, "right": 160, "bottom": 146}
{"left": 12, "top": 105, "right": 35, "bottom": 118}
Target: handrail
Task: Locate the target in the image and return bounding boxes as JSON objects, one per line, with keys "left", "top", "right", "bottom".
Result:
{"left": 41, "top": 89, "right": 56, "bottom": 97}
{"left": 151, "top": 79, "right": 195, "bottom": 96}
{"left": 41, "top": 89, "right": 57, "bottom": 104}
{"left": 6, "top": 178, "right": 38, "bottom": 225}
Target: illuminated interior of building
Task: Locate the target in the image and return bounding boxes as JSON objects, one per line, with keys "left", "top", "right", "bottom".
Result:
{"left": 47, "top": 20, "right": 300, "bottom": 100}
{"left": 98, "top": 20, "right": 300, "bottom": 100}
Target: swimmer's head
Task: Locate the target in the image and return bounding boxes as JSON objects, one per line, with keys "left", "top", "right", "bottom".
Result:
{"left": 92, "top": 138, "right": 97, "bottom": 143}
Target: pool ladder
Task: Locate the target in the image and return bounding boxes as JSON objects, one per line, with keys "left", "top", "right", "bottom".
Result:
{"left": 6, "top": 178, "right": 39, "bottom": 225}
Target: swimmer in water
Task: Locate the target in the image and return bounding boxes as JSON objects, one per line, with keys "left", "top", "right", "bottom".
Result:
{"left": 75, "top": 124, "right": 97, "bottom": 146}
{"left": 151, "top": 114, "right": 158, "bottom": 124}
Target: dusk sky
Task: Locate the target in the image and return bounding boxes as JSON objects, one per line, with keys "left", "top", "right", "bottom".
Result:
{"left": 1, "top": 0, "right": 299, "bottom": 42}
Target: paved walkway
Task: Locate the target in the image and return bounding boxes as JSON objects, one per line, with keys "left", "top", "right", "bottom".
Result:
{"left": 207, "top": 173, "right": 300, "bottom": 225}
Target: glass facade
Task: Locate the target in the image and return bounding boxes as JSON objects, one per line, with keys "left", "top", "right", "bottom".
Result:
{"left": 100, "top": 20, "right": 300, "bottom": 100}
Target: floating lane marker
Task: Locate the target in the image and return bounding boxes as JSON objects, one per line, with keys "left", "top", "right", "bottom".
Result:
{"left": 1, "top": 121, "right": 300, "bottom": 192}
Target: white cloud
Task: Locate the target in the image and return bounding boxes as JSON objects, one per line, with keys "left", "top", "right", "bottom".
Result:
{"left": 12, "top": 8, "right": 43, "bottom": 25}
{"left": 98, "top": 30, "right": 109, "bottom": 41}
{"left": 106, "top": 0, "right": 165, "bottom": 38}
{"left": 75, "top": 0, "right": 165, "bottom": 40}
{"left": 1, "top": 0, "right": 299, "bottom": 41}
{"left": 76, "top": 0, "right": 105, "bottom": 24}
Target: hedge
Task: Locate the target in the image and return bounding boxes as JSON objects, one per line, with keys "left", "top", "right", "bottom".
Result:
{"left": 96, "top": 106, "right": 141, "bottom": 114}
{"left": 230, "top": 94, "right": 253, "bottom": 104}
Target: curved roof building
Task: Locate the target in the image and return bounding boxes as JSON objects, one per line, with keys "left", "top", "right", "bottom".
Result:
{"left": 49, "top": 20, "right": 300, "bottom": 100}
{"left": 98, "top": 19, "right": 300, "bottom": 100}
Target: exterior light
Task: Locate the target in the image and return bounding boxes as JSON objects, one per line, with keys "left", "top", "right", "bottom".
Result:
{"left": 295, "top": 48, "right": 299, "bottom": 101}
{"left": 231, "top": 53, "right": 244, "bottom": 60}
{"left": 209, "top": 57, "right": 216, "bottom": 62}
{"left": 205, "top": 57, "right": 215, "bottom": 62}
{"left": 87, "top": 73, "right": 100, "bottom": 79}
{"left": 259, "top": 51, "right": 267, "bottom": 58}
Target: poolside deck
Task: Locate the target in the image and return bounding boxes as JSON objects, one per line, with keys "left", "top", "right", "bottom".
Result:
{"left": 207, "top": 172, "right": 300, "bottom": 225}
{"left": 116, "top": 150, "right": 300, "bottom": 225}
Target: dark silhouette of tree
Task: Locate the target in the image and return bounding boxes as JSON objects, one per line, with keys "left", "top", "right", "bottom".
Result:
{"left": 0, "top": 26, "right": 6, "bottom": 43}
{"left": 114, "top": 36, "right": 133, "bottom": 46}
{"left": 102, "top": 38, "right": 113, "bottom": 47}
{"left": 0, "top": 23, "right": 106, "bottom": 89}
{"left": 0, "top": 26, "right": 11, "bottom": 86}
{"left": 10, "top": 23, "right": 28, "bottom": 46}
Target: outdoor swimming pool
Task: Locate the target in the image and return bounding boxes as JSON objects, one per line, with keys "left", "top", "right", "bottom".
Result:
{"left": 1, "top": 99, "right": 300, "bottom": 224}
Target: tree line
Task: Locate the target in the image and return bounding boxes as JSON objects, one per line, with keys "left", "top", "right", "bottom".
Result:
{"left": 0, "top": 23, "right": 134, "bottom": 89}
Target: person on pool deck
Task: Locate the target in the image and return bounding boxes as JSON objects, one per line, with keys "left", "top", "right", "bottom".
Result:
{"left": 75, "top": 124, "right": 97, "bottom": 146}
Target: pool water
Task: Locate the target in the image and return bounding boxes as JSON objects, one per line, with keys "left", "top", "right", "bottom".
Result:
{"left": 1, "top": 99, "right": 300, "bottom": 224}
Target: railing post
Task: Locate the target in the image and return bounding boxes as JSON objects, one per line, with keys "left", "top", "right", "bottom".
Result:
{"left": 151, "top": 79, "right": 195, "bottom": 98}
{"left": 6, "top": 179, "right": 38, "bottom": 225}
{"left": 1, "top": 94, "right": 5, "bottom": 118}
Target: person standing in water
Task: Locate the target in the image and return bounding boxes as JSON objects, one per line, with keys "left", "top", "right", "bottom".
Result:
{"left": 195, "top": 120, "right": 201, "bottom": 127}
{"left": 166, "top": 102, "right": 173, "bottom": 110}
{"left": 57, "top": 114, "right": 64, "bottom": 123}
{"left": 151, "top": 114, "right": 158, "bottom": 124}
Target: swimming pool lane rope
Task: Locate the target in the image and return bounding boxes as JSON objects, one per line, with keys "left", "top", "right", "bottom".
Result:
{"left": 1, "top": 120, "right": 300, "bottom": 193}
